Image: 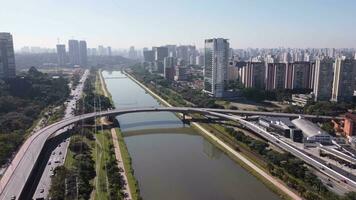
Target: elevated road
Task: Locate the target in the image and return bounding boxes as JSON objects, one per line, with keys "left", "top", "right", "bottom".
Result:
{"left": 0, "top": 107, "right": 349, "bottom": 199}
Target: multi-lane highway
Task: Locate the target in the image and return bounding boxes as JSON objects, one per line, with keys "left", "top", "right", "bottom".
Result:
{"left": 0, "top": 106, "right": 354, "bottom": 199}
{"left": 31, "top": 70, "right": 89, "bottom": 200}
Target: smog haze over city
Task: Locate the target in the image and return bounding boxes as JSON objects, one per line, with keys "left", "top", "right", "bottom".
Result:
{"left": 1, "top": 0, "right": 356, "bottom": 49}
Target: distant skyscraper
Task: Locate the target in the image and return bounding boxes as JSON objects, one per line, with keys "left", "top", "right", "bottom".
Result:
{"left": 0, "top": 32, "right": 16, "bottom": 78}
{"left": 164, "top": 57, "right": 176, "bottom": 81}
{"left": 56, "top": 44, "right": 66, "bottom": 67}
{"left": 143, "top": 50, "right": 155, "bottom": 63}
{"left": 313, "top": 58, "right": 334, "bottom": 101}
{"left": 129, "top": 46, "right": 137, "bottom": 59}
{"left": 98, "top": 45, "right": 105, "bottom": 56}
{"left": 68, "top": 40, "right": 80, "bottom": 66}
{"left": 331, "top": 58, "right": 356, "bottom": 102}
{"left": 177, "top": 46, "right": 189, "bottom": 62}
{"left": 166, "top": 45, "right": 177, "bottom": 57}
{"left": 154, "top": 46, "right": 169, "bottom": 61}
{"left": 79, "top": 40, "right": 87, "bottom": 67}
{"left": 107, "top": 46, "right": 112, "bottom": 56}
{"left": 196, "top": 55, "right": 204, "bottom": 66}
{"left": 204, "top": 38, "right": 229, "bottom": 97}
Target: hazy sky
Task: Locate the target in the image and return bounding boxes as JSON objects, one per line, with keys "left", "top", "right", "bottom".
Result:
{"left": 1, "top": 0, "right": 356, "bottom": 49}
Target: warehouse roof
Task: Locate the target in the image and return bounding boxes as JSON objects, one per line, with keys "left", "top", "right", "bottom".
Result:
{"left": 291, "top": 117, "right": 329, "bottom": 138}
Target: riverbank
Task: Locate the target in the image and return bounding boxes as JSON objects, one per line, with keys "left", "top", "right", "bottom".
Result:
{"left": 124, "top": 71, "right": 301, "bottom": 200}
{"left": 98, "top": 70, "right": 141, "bottom": 200}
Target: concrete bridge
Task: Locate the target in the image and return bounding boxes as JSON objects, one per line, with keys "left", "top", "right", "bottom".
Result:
{"left": 0, "top": 107, "right": 348, "bottom": 199}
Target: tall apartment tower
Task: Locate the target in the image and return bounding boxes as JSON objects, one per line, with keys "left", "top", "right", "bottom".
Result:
{"left": 68, "top": 40, "right": 80, "bottom": 66}
{"left": 164, "top": 57, "right": 176, "bottom": 81}
{"left": 79, "top": 40, "right": 87, "bottom": 67}
{"left": 56, "top": 44, "right": 66, "bottom": 67}
{"left": 313, "top": 58, "right": 334, "bottom": 101}
{"left": 331, "top": 58, "right": 356, "bottom": 102}
{"left": 204, "top": 38, "right": 229, "bottom": 98}
{"left": 0, "top": 32, "right": 16, "bottom": 78}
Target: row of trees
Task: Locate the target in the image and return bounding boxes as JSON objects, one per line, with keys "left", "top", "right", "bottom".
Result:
{"left": 0, "top": 67, "right": 70, "bottom": 166}
{"left": 131, "top": 66, "right": 223, "bottom": 108}
{"left": 49, "top": 133, "right": 96, "bottom": 200}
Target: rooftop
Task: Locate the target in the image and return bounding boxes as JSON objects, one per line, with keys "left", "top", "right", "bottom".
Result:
{"left": 292, "top": 118, "right": 329, "bottom": 138}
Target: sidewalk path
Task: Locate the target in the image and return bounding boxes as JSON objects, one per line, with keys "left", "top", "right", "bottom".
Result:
{"left": 99, "top": 70, "right": 133, "bottom": 200}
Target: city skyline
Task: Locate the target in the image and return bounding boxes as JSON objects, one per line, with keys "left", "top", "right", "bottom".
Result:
{"left": 1, "top": 0, "right": 356, "bottom": 49}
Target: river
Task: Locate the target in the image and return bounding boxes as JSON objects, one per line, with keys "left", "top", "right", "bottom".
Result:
{"left": 102, "top": 70, "right": 280, "bottom": 200}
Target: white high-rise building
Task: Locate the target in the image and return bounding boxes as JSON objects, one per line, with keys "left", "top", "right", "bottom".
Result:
{"left": 0, "top": 32, "right": 16, "bottom": 78}
{"left": 331, "top": 58, "right": 356, "bottom": 102}
{"left": 313, "top": 58, "right": 334, "bottom": 101}
{"left": 203, "top": 38, "right": 229, "bottom": 97}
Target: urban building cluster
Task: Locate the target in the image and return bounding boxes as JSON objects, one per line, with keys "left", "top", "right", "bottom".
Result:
{"left": 56, "top": 40, "right": 88, "bottom": 67}
{"left": 228, "top": 56, "right": 356, "bottom": 102}
{"left": 0, "top": 32, "right": 16, "bottom": 79}
{"left": 142, "top": 44, "right": 204, "bottom": 82}
{"left": 141, "top": 38, "right": 356, "bottom": 103}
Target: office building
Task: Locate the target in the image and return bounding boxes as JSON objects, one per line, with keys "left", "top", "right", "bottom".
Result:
{"left": 164, "top": 57, "right": 176, "bottom": 81}
{"left": 79, "top": 40, "right": 87, "bottom": 67}
{"left": 0, "top": 32, "right": 16, "bottom": 78}
{"left": 129, "top": 46, "right": 137, "bottom": 59}
{"left": 331, "top": 58, "right": 356, "bottom": 102}
{"left": 313, "top": 58, "right": 334, "bottom": 101}
{"left": 166, "top": 45, "right": 177, "bottom": 57}
{"left": 204, "top": 38, "right": 229, "bottom": 97}
{"left": 143, "top": 50, "right": 155, "bottom": 63}
{"left": 107, "top": 46, "right": 112, "bottom": 56}
{"left": 56, "top": 44, "right": 66, "bottom": 67}
{"left": 154, "top": 46, "right": 169, "bottom": 61}
{"left": 68, "top": 40, "right": 80, "bottom": 66}
{"left": 175, "top": 66, "right": 188, "bottom": 81}
{"left": 196, "top": 55, "right": 204, "bottom": 66}
{"left": 177, "top": 46, "right": 189, "bottom": 62}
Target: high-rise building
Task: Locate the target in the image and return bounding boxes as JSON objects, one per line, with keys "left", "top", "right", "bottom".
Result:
{"left": 313, "top": 58, "right": 334, "bottom": 101}
{"left": 68, "top": 40, "right": 80, "bottom": 66}
{"left": 177, "top": 46, "right": 189, "bottom": 62}
{"left": 0, "top": 33, "right": 16, "bottom": 78}
{"left": 143, "top": 50, "right": 155, "bottom": 63}
{"left": 331, "top": 58, "right": 356, "bottom": 102}
{"left": 166, "top": 45, "right": 177, "bottom": 57}
{"left": 291, "top": 61, "right": 312, "bottom": 89}
{"left": 107, "top": 46, "right": 112, "bottom": 56}
{"left": 196, "top": 55, "right": 204, "bottom": 66}
{"left": 204, "top": 38, "right": 229, "bottom": 97}
{"left": 164, "top": 57, "right": 176, "bottom": 81}
{"left": 242, "top": 62, "right": 266, "bottom": 89}
{"left": 56, "top": 44, "right": 66, "bottom": 67}
{"left": 129, "top": 46, "right": 137, "bottom": 59}
{"left": 154, "top": 46, "right": 169, "bottom": 61}
{"left": 79, "top": 40, "right": 87, "bottom": 67}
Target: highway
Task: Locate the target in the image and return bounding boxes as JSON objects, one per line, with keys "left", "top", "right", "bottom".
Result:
{"left": 31, "top": 70, "right": 89, "bottom": 199}
{"left": 210, "top": 112, "right": 356, "bottom": 188}
{"left": 0, "top": 106, "right": 353, "bottom": 199}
